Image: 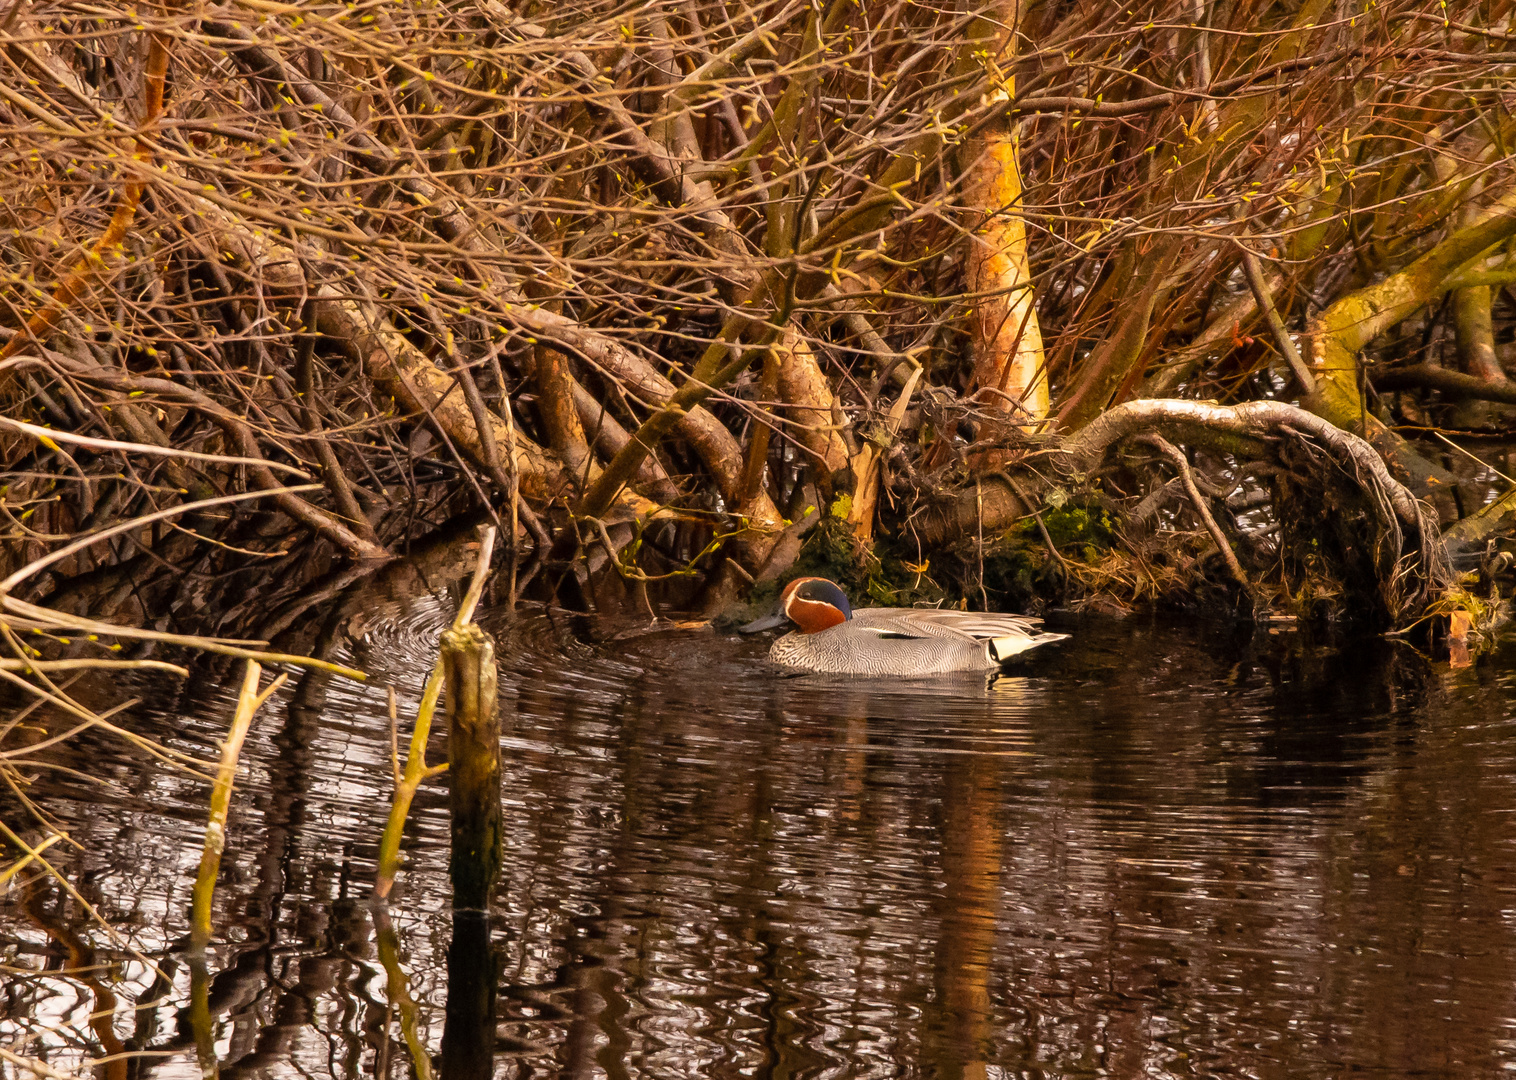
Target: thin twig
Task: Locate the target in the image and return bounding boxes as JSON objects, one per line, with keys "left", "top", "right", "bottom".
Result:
{"left": 454, "top": 525, "right": 498, "bottom": 631}
{"left": 1232, "top": 208, "right": 1314, "bottom": 394}
{"left": 190, "top": 660, "right": 287, "bottom": 951}
{"left": 373, "top": 661, "right": 449, "bottom": 901}
{"left": 1144, "top": 435, "right": 1250, "bottom": 592}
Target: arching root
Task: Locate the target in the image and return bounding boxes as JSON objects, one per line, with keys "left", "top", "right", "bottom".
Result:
{"left": 911, "top": 399, "right": 1456, "bottom": 625}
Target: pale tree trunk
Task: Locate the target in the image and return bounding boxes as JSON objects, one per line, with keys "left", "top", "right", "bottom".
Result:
{"left": 1452, "top": 187, "right": 1509, "bottom": 387}
{"left": 1305, "top": 185, "right": 1516, "bottom": 493}
{"left": 776, "top": 332, "right": 849, "bottom": 483}
{"left": 959, "top": 0, "right": 1047, "bottom": 429}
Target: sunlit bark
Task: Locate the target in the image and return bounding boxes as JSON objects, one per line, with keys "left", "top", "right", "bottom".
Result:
{"left": 1306, "top": 186, "right": 1516, "bottom": 488}
{"left": 960, "top": 0, "right": 1047, "bottom": 428}
{"left": 2, "top": 0, "right": 1512, "bottom": 624}
{"left": 776, "top": 332, "right": 849, "bottom": 483}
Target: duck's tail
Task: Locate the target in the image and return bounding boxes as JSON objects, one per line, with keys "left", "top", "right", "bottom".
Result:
{"left": 987, "top": 631, "right": 1069, "bottom": 664}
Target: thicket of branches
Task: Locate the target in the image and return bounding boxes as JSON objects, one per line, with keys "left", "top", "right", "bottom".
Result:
{"left": 6, "top": 7, "right": 1516, "bottom": 1073}
{"left": 0, "top": 0, "right": 1513, "bottom": 644}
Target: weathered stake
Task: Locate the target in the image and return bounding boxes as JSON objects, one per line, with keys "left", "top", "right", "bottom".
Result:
{"left": 442, "top": 622, "right": 502, "bottom": 911}
{"left": 440, "top": 526, "right": 502, "bottom": 1077}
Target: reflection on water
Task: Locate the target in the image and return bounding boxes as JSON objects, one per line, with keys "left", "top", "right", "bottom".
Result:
{"left": 5, "top": 585, "right": 1516, "bottom": 1078}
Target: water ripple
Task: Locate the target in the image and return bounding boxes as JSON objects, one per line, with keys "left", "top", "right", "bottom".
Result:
{"left": 6, "top": 601, "right": 1516, "bottom": 1079}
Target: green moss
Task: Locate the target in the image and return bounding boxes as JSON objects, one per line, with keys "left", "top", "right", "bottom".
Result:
{"left": 1010, "top": 501, "right": 1115, "bottom": 557}
{"left": 979, "top": 540, "right": 1047, "bottom": 608}
{"left": 753, "top": 492, "right": 1117, "bottom": 617}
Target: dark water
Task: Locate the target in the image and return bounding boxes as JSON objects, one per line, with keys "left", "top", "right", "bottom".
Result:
{"left": 5, "top": 584, "right": 1516, "bottom": 1079}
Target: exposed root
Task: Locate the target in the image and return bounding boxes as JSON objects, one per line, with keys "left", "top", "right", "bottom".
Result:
{"left": 906, "top": 400, "right": 1455, "bottom": 626}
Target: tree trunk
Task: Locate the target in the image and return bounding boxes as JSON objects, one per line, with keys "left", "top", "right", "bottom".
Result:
{"left": 959, "top": 0, "right": 1047, "bottom": 429}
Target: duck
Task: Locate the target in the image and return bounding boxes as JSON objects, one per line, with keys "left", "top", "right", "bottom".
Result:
{"left": 739, "top": 576, "right": 1068, "bottom": 676}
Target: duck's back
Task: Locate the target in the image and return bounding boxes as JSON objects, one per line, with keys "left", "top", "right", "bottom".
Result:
{"left": 850, "top": 608, "right": 1048, "bottom": 640}
{"left": 769, "top": 624, "right": 991, "bottom": 675}
{"left": 769, "top": 607, "right": 1063, "bottom": 675}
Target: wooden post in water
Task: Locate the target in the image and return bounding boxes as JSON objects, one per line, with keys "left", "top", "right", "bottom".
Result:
{"left": 443, "top": 524, "right": 502, "bottom": 911}
{"left": 441, "top": 527, "right": 502, "bottom": 1080}
{"left": 442, "top": 620, "right": 502, "bottom": 910}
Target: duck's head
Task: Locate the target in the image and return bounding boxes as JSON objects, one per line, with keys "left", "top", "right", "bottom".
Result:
{"left": 738, "top": 576, "right": 854, "bottom": 634}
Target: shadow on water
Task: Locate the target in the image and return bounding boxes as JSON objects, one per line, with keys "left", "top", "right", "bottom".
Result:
{"left": 3, "top": 569, "right": 1516, "bottom": 1079}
